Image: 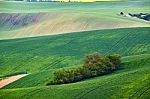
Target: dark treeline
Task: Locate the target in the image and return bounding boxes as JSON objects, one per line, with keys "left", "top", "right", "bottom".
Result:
{"left": 128, "top": 13, "right": 150, "bottom": 21}
{"left": 47, "top": 52, "right": 121, "bottom": 85}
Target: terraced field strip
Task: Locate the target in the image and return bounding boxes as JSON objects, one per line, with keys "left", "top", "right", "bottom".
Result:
{"left": 0, "top": 74, "right": 28, "bottom": 88}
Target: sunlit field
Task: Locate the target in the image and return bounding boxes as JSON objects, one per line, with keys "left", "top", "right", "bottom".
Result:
{"left": 0, "top": 0, "right": 150, "bottom": 99}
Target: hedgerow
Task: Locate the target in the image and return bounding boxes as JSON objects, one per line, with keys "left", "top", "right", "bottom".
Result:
{"left": 46, "top": 52, "right": 121, "bottom": 85}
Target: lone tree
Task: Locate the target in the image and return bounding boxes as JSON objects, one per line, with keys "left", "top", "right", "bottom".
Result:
{"left": 120, "top": 12, "right": 124, "bottom": 15}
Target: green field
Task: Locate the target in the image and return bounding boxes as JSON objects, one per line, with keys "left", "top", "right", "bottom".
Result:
{"left": 0, "top": 0, "right": 150, "bottom": 39}
{"left": 0, "top": 27, "right": 150, "bottom": 98}
{"left": 0, "top": 55, "right": 150, "bottom": 99}
{"left": 0, "top": 0, "right": 150, "bottom": 98}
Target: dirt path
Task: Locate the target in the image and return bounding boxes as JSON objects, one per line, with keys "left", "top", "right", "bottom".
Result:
{"left": 0, "top": 74, "right": 28, "bottom": 88}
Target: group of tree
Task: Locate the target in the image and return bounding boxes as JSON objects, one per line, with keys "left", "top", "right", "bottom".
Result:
{"left": 46, "top": 52, "right": 121, "bottom": 85}
{"left": 128, "top": 13, "right": 150, "bottom": 21}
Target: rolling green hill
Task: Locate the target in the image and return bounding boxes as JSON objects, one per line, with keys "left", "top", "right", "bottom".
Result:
{"left": 0, "top": 0, "right": 150, "bottom": 39}
{"left": 0, "top": 27, "right": 150, "bottom": 98}
{"left": 0, "top": 54, "right": 150, "bottom": 99}
{"left": 0, "top": 27, "right": 150, "bottom": 77}
{"left": 0, "top": 0, "right": 150, "bottom": 98}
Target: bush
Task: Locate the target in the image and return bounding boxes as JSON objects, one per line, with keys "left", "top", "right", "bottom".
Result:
{"left": 106, "top": 54, "right": 121, "bottom": 67}
{"left": 47, "top": 52, "right": 121, "bottom": 85}
{"left": 83, "top": 52, "right": 102, "bottom": 67}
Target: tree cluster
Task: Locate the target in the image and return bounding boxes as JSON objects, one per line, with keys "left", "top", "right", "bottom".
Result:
{"left": 47, "top": 52, "right": 121, "bottom": 85}
{"left": 128, "top": 13, "right": 150, "bottom": 21}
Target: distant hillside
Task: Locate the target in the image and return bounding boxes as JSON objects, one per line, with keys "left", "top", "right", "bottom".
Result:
{"left": 0, "top": 0, "right": 123, "bottom": 2}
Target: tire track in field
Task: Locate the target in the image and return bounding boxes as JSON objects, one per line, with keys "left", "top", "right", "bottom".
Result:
{"left": 133, "top": 32, "right": 150, "bottom": 55}
{"left": 76, "top": 74, "right": 124, "bottom": 99}
{"left": 77, "top": 72, "right": 148, "bottom": 99}
{"left": 127, "top": 43, "right": 150, "bottom": 67}
{"left": 126, "top": 34, "right": 150, "bottom": 56}
{"left": 128, "top": 57, "right": 150, "bottom": 99}
{"left": 110, "top": 30, "right": 148, "bottom": 70}
{"left": 40, "top": 40, "right": 76, "bottom": 70}
{"left": 122, "top": 35, "right": 139, "bottom": 56}
{"left": 106, "top": 31, "right": 131, "bottom": 55}
{"left": 76, "top": 86, "right": 101, "bottom": 99}
{"left": 135, "top": 58, "right": 150, "bottom": 99}
{"left": 21, "top": 51, "right": 78, "bottom": 99}
{"left": 137, "top": 55, "right": 150, "bottom": 69}
{"left": 137, "top": 84, "right": 150, "bottom": 99}
{"left": 25, "top": 88, "right": 44, "bottom": 98}
{"left": 42, "top": 39, "right": 76, "bottom": 70}
{"left": 76, "top": 65, "right": 123, "bottom": 99}
{"left": 42, "top": 57, "right": 66, "bottom": 70}
{"left": 129, "top": 83, "right": 150, "bottom": 99}
{"left": 141, "top": 57, "right": 150, "bottom": 66}
{"left": 76, "top": 56, "right": 150, "bottom": 99}
{"left": 19, "top": 88, "right": 43, "bottom": 99}
{"left": 120, "top": 32, "right": 142, "bottom": 56}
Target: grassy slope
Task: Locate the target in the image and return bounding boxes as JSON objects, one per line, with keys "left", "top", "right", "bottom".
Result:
{"left": 0, "top": 54, "right": 150, "bottom": 98}
{"left": 0, "top": 1, "right": 150, "bottom": 98}
{"left": 0, "top": 1, "right": 150, "bottom": 39}
{"left": 0, "top": 27, "right": 149, "bottom": 97}
{"left": 0, "top": 27, "right": 150, "bottom": 76}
